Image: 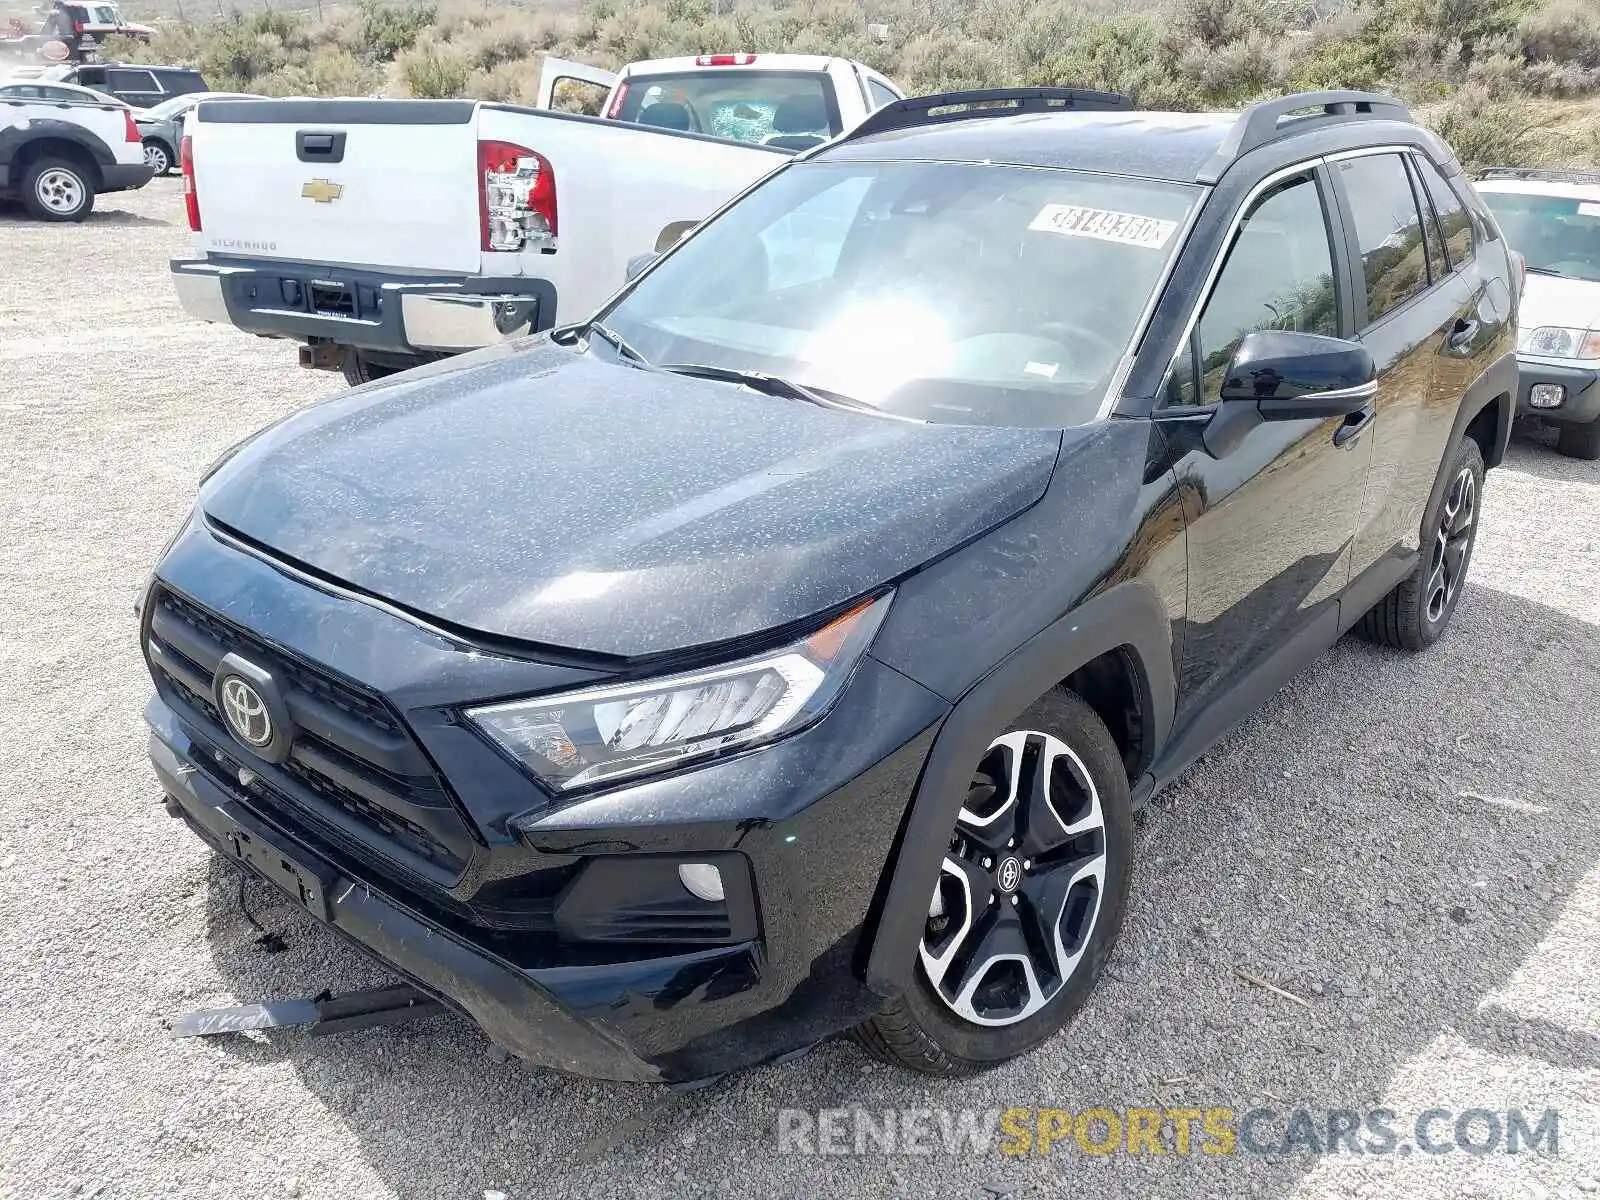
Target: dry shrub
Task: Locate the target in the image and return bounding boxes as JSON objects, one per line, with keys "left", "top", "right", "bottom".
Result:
{"left": 396, "top": 37, "right": 471, "bottom": 96}
{"left": 1520, "top": 0, "right": 1600, "bottom": 69}
{"left": 93, "top": 0, "right": 1600, "bottom": 136}
{"left": 1423, "top": 82, "right": 1537, "bottom": 169}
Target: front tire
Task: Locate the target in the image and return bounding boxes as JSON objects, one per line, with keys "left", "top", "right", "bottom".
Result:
{"left": 1556, "top": 418, "right": 1600, "bottom": 461}
{"left": 851, "top": 688, "right": 1133, "bottom": 1075}
{"left": 1357, "top": 437, "right": 1485, "bottom": 651}
{"left": 21, "top": 157, "right": 94, "bottom": 222}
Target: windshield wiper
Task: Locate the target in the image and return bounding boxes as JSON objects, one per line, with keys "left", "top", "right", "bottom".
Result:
{"left": 1524, "top": 265, "right": 1566, "bottom": 277}
{"left": 658, "top": 363, "right": 880, "bottom": 414}
{"left": 585, "top": 321, "right": 651, "bottom": 367}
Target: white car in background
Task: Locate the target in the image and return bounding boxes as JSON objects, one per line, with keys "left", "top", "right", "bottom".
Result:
{"left": 1476, "top": 167, "right": 1600, "bottom": 459}
{"left": 133, "top": 91, "right": 263, "bottom": 175}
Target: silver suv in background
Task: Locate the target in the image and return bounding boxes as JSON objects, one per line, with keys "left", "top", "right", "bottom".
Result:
{"left": 1476, "top": 167, "right": 1600, "bottom": 459}
{"left": 133, "top": 92, "right": 262, "bottom": 175}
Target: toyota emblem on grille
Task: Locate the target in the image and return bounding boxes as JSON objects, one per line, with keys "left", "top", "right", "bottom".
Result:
{"left": 220, "top": 676, "right": 274, "bottom": 749}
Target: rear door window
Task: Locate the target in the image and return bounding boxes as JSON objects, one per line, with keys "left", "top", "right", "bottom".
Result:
{"left": 1412, "top": 156, "right": 1474, "bottom": 269}
{"left": 156, "top": 71, "right": 205, "bottom": 96}
{"left": 1335, "top": 153, "right": 1431, "bottom": 325}
{"left": 107, "top": 69, "right": 159, "bottom": 92}
{"left": 867, "top": 79, "right": 899, "bottom": 110}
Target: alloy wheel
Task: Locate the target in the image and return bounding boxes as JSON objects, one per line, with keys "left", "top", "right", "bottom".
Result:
{"left": 1426, "top": 465, "right": 1477, "bottom": 623}
{"left": 919, "top": 730, "right": 1108, "bottom": 1027}
{"left": 144, "top": 142, "right": 170, "bottom": 174}
{"left": 35, "top": 168, "right": 84, "bottom": 215}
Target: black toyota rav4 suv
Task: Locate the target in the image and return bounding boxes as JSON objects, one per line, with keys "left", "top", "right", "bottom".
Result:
{"left": 141, "top": 88, "right": 1517, "bottom": 1083}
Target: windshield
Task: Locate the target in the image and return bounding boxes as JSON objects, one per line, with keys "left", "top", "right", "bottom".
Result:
{"left": 601, "top": 160, "right": 1200, "bottom": 427}
{"left": 144, "top": 93, "right": 198, "bottom": 119}
{"left": 614, "top": 70, "right": 838, "bottom": 148}
{"left": 1481, "top": 191, "right": 1600, "bottom": 284}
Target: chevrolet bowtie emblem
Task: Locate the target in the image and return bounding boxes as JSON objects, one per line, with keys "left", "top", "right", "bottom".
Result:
{"left": 301, "top": 179, "right": 344, "bottom": 203}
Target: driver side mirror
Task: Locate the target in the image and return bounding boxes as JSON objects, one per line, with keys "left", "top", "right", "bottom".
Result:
{"left": 1204, "top": 330, "right": 1377, "bottom": 457}
{"left": 625, "top": 252, "right": 657, "bottom": 283}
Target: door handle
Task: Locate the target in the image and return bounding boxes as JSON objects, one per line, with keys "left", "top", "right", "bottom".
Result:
{"left": 1447, "top": 317, "right": 1479, "bottom": 350}
{"left": 1333, "top": 402, "right": 1375, "bottom": 448}
{"left": 296, "top": 130, "right": 347, "bottom": 163}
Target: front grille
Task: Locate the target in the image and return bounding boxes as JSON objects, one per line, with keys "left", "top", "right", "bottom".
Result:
{"left": 145, "top": 586, "right": 475, "bottom": 883}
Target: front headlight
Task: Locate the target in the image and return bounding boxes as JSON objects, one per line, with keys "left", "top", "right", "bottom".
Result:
{"left": 467, "top": 594, "right": 892, "bottom": 791}
{"left": 1521, "top": 326, "right": 1600, "bottom": 359}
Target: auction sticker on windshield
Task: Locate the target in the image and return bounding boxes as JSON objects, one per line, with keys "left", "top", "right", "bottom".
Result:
{"left": 1029, "top": 205, "right": 1178, "bottom": 249}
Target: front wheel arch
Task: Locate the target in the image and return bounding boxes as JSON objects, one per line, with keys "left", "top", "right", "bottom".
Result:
{"left": 859, "top": 581, "right": 1175, "bottom": 996}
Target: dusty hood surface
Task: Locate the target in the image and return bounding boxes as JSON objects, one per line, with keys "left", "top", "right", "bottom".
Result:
{"left": 1519, "top": 273, "right": 1600, "bottom": 345}
{"left": 200, "top": 341, "right": 1062, "bottom": 659}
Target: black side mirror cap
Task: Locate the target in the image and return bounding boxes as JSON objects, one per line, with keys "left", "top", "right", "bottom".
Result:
{"left": 1203, "top": 330, "right": 1377, "bottom": 457}
{"left": 1219, "top": 329, "right": 1376, "bottom": 416}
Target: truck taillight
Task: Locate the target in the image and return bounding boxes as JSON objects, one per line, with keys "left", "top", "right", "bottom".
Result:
{"left": 123, "top": 108, "right": 139, "bottom": 142}
{"left": 478, "top": 140, "right": 556, "bottom": 253}
{"left": 695, "top": 54, "right": 756, "bottom": 66}
{"left": 180, "top": 134, "right": 200, "bottom": 231}
{"left": 73, "top": 19, "right": 84, "bottom": 32}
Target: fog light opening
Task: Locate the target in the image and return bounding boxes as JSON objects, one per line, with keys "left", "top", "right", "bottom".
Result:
{"left": 1530, "top": 383, "right": 1566, "bottom": 410}
{"left": 677, "top": 862, "right": 725, "bottom": 902}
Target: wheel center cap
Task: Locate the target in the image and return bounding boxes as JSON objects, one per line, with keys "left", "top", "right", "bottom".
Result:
{"left": 996, "top": 856, "right": 1023, "bottom": 893}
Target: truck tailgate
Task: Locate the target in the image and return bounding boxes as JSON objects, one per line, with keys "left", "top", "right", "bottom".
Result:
{"left": 189, "top": 99, "right": 482, "bottom": 273}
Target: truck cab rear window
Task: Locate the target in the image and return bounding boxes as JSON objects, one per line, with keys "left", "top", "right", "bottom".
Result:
{"left": 616, "top": 71, "right": 841, "bottom": 150}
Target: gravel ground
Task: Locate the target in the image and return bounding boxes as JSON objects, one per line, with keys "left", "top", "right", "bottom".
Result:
{"left": 1, "top": 180, "right": 1597, "bottom": 1200}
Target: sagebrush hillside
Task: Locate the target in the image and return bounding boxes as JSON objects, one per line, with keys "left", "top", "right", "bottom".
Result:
{"left": 106, "top": 0, "right": 1600, "bottom": 168}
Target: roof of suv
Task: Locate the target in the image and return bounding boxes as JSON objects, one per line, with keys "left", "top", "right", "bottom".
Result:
{"left": 825, "top": 110, "right": 1240, "bottom": 182}
{"left": 821, "top": 89, "right": 1437, "bottom": 185}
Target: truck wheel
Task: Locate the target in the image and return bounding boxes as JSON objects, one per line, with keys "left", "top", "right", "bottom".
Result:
{"left": 850, "top": 688, "right": 1133, "bottom": 1075}
{"left": 1555, "top": 418, "right": 1600, "bottom": 461}
{"left": 1357, "top": 437, "right": 1484, "bottom": 651}
{"left": 341, "top": 352, "right": 404, "bottom": 387}
{"left": 142, "top": 140, "right": 172, "bottom": 175}
{"left": 21, "top": 157, "right": 95, "bottom": 222}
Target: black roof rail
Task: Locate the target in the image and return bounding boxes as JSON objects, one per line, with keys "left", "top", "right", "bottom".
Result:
{"left": 1476, "top": 165, "right": 1600, "bottom": 185}
{"left": 1195, "top": 90, "right": 1412, "bottom": 184}
{"left": 836, "top": 86, "right": 1132, "bottom": 147}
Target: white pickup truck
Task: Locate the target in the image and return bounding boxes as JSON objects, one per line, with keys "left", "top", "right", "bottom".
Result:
{"left": 169, "top": 53, "right": 904, "bottom": 383}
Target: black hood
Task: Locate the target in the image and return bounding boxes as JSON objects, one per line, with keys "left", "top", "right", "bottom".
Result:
{"left": 200, "top": 341, "right": 1062, "bottom": 659}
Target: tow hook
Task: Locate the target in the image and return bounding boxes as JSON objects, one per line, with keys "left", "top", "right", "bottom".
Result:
{"left": 298, "top": 342, "right": 344, "bottom": 372}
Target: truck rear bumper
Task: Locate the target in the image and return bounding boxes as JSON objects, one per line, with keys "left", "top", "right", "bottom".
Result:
{"left": 101, "top": 162, "right": 155, "bottom": 193}
{"left": 170, "top": 257, "right": 556, "bottom": 354}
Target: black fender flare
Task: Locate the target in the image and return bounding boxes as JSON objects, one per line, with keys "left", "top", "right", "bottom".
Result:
{"left": 0, "top": 119, "right": 116, "bottom": 181}
{"left": 861, "top": 579, "right": 1176, "bottom": 994}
